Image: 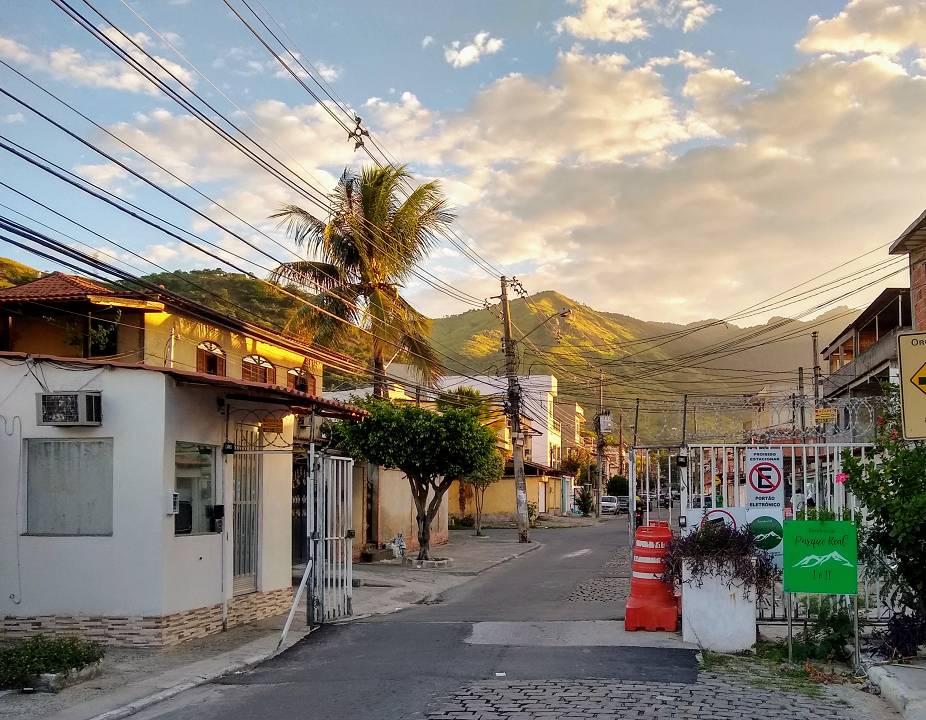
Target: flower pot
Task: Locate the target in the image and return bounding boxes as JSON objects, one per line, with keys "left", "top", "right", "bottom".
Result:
{"left": 681, "top": 563, "right": 756, "bottom": 652}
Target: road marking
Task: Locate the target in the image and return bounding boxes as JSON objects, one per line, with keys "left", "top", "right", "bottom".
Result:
{"left": 562, "top": 548, "right": 592, "bottom": 559}
{"left": 495, "top": 672, "right": 507, "bottom": 677}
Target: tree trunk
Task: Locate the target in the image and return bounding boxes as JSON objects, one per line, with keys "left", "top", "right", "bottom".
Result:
{"left": 408, "top": 474, "right": 454, "bottom": 561}
{"left": 372, "top": 350, "right": 386, "bottom": 399}
{"left": 416, "top": 508, "right": 431, "bottom": 561}
{"left": 474, "top": 486, "right": 485, "bottom": 536}
{"left": 458, "top": 480, "right": 466, "bottom": 516}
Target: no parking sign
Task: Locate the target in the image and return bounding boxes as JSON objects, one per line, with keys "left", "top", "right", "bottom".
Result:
{"left": 746, "top": 448, "right": 784, "bottom": 511}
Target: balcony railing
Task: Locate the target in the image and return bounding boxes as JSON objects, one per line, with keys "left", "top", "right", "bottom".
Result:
{"left": 551, "top": 418, "right": 562, "bottom": 435}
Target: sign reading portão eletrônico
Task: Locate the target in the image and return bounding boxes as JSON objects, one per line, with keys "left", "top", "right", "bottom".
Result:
{"left": 783, "top": 520, "right": 857, "bottom": 595}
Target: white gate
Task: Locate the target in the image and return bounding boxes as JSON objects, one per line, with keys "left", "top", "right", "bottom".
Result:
{"left": 308, "top": 451, "right": 354, "bottom": 623}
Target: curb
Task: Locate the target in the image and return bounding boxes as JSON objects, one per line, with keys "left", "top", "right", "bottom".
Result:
{"left": 79, "top": 629, "right": 315, "bottom": 720}
{"left": 867, "top": 664, "right": 926, "bottom": 720}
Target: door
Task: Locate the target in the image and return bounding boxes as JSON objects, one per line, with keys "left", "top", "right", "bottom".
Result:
{"left": 537, "top": 480, "right": 547, "bottom": 513}
{"left": 292, "top": 459, "right": 308, "bottom": 565}
{"left": 309, "top": 453, "right": 354, "bottom": 622}
{"left": 233, "top": 425, "right": 261, "bottom": 595}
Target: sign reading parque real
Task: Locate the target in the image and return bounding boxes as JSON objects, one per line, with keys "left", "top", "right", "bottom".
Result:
{"left": 783, "top": 520, "right": 858, "bottom": 595}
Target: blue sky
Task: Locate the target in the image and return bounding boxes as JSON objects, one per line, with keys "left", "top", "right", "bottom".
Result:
{"left": 2, "top": 0, "right": 925, "bottom": 325}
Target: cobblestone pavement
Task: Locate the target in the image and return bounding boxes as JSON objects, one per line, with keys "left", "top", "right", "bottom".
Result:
{"left": 568, "top": 549, "right": 631, "bottom": 602}
{"left": 426, "top": 675, "right": 864, "bottom": 720}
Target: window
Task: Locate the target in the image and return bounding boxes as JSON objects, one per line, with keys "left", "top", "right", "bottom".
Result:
{"left": 287, "top": 367, "right": 317, "bottom": 394}
{"left": 26, "top": 439, "right": 113, "bottom": 536}
{"left": 174, "top": 442, "right": 219, "bottom": 535}
{"left": 196, "top": 341, "right": 226, "bottom": 376}
{"left": 242, "top": 354, "right": 274, "bottom": 384}
{"left": 88, "top": 315, "right": 119, "bottom": 357}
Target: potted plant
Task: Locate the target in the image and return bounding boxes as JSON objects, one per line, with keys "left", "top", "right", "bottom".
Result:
{"left": 663, "top": 522, "right": 779, "bottom": 651}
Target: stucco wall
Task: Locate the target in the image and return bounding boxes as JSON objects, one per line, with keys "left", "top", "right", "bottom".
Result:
{"left": 910, "top": 247, "right": 926, "bottom": 331}
{"left": 0, "top": 363, "right": 167, "bottom": 617}
{"left": 144, "top": 312, "right": 322, "bottom": 390}
{"left": 352, "top": 466, "right": 448, "bottom": 556}
{"left": 450, "top": 476, "right": 560, "bottom": 522}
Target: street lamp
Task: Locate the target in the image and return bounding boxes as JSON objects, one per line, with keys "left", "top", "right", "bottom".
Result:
{"left": 520, "top": 308, "right": 571, "bottom": 341}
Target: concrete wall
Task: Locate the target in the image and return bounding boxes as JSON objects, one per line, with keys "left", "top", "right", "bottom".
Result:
{"left": 352, "top": 466, "right": 448, "bottom": 557}
{"left": 0, "top": 363, "right": 167, "bottom": 617}
{"left": 450, "top": 475, "right": 566, "bottom": 523}
{"left": 0, "top": 361, "right": 295, "bottom": 624}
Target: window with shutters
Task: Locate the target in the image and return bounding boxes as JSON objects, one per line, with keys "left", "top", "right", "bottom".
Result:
{"left": 287, "top": 366, "right": 316, "bottom": 394}
{"left": 196, "top": 341, "right": 226, "bottom": 376}
{"left": 242, "top": 354, "right": 274, "bottom": 384}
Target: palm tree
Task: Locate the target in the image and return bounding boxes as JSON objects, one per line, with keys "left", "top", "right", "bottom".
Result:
{"left": 270, "top": 165, "right": 454, "bottom": 396}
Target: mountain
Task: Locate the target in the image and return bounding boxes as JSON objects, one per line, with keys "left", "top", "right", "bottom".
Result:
{"left": 0, "top": 259, "right": 857, "bottom": 408}
{"left": 792, "top": 551, "right": 853, "bottom": 568}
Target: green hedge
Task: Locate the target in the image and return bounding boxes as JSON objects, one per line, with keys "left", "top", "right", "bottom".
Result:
{"left": 0, "top": 635, "right": 104, "bottom": 689}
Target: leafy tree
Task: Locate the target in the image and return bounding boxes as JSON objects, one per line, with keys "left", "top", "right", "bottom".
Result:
{"left": 270, "top": 165, "right": 454, "bottom": 397}
{"left": 435, "top": 386, "right": 493, "bottom": 421}
{"left": 331, "top": 400, "right": 497, "bottom": 559}
{"left": 576, "top": 485, "right": 594, "bottom": 517}
{"left": 465, "top": 450, "right": 504, "bottom": 536}
{"left": 607, "top": 475, "right": 629, "bottom": 497}
{"left": 561, "top": 446, "right": 592, "bottom": 478}
{"left": 843, "top": 386, "right": 926, "bottom": 621}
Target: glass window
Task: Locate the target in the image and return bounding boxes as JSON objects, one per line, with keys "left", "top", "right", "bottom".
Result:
{"left": 26, "top": 439, "right": 113, "bottom": 536}
{"left": 174, "top": 442, "right": 218, "bottom": 535}
{"left": 242, "top": 355, "right": 274, "bottom": 384}
{"left": 196, "top": 341, "right": 226, "bottom": 376}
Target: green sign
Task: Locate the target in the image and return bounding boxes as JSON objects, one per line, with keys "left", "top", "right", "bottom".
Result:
{"left": 783, "top": 521, "right": 857, "bottom": 595}
{"left": 749, "top": 516, "right": 783, "bottom": 551}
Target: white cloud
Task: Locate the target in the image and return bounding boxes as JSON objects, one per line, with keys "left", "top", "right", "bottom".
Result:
{"left": 422, "top": 35, "right": 435, "bottom": 49}
{"left": 799, "top": 0, "right": 926, "bottom": 56}
{"left": 556, "top": 0, "right": 717, "bottom": 43}
{"left": 444, "top": 31, "right": 504, "bottom": 68}
{"left": 647, "top": 49, "right": 713, "bottom": 71}
{"left": 1, "top": 112, "right": 24, "bottom": 124}
{"left": 0, "top": 33, "right": 195, "bottom": 95}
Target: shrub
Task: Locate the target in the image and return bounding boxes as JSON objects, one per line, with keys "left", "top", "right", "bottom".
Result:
{"left": 0, "top": 635, "right": 104, "bottom": 689}
{"left": 453, "top": 514, "right": 475, "bottom": 528}
{"left": 527, "top": 501, "right": 539, "bottom": 527}
{"left": 662, "top": 522, "right": 779, "bottom": 595}
{"left": 575, "top": 485, "right": 594, "bottom": 516}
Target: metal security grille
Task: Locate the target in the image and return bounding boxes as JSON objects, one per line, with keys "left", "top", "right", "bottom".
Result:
{"left": 233, "top": 425, "right": 261, "bottom": 595}
{"left": 308, "top": 452, "right": 354, "bottom": 623}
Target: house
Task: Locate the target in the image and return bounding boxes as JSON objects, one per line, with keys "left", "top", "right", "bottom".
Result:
{"left": 0, "top": 273, "right": 363, "bottom": 646}
{"left": 820, "top": 288, "right": 910, "bottom": 401}
{"left": 890, "top": 209, "right": 926, "bottom": 329}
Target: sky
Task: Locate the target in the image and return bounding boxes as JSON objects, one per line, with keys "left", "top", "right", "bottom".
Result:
{"left": 2, "top": 0, "right": 925, "bottom": 325}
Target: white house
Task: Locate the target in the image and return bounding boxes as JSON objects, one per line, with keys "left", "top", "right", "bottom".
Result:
{"left": 0, "top": 354, "right": 361, "bottom": 646}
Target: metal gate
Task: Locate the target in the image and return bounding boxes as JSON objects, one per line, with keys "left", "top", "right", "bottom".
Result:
{"left": 656, "top": 443, "right": 893, "bottom": 624}
{"left": 233, "top": 424, "right": 261, "bottom": 595}
{"left": 307, "top": 451, "right": 354, "bottom": 623}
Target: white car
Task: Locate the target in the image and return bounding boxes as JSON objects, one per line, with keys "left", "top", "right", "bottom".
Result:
{"left": 600, "top": 495, "right": 618, "bottom": 514}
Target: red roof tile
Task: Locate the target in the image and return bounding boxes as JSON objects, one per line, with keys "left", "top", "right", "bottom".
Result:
{"left": 0, "top": 272, "right": 119, "bottom": 302}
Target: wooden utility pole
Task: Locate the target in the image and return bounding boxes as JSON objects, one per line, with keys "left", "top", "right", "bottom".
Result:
{"left": 617, "top": 408, "right": 624, "bottom": 476}
{"left": 500, "top": 277, "right": 530, "bottom": 543}
{"left": 595, "top": 370, "right": 604, "bottom": 519}
{"left": 798, "top": 367, "right": 806, "bottom": 433}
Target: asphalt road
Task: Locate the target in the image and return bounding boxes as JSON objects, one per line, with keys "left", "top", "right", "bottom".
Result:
{"left": 132, "top": 519, "right": 699, "bottom": 720}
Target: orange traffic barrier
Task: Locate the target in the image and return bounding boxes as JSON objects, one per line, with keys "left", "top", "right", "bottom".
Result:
{"left": 624, "top": 521, "right": 678, "bottom": 632}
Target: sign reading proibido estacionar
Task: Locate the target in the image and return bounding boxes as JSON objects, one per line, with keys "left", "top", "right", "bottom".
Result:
{"left": 745, "top": 448, "right": 785, "bottom": 563}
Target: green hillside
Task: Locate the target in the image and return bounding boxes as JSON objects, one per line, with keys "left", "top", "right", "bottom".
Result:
{"left": 0, "top": 259, "right": 855, "bottom": 410}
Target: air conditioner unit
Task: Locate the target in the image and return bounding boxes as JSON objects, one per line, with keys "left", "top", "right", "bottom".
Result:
{"left": 167, "top": 491, "right": 180, "bottom": 516}
{"left": 36, "top": 391, "right": 102, "bottom": 426}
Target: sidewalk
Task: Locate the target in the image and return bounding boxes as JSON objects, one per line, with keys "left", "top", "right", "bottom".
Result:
{"left": 0, "top": 529, "right": 538, "bottom": 720}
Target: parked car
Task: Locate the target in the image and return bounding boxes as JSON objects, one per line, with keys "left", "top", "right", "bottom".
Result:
{"left": 600, "top": 495, "right": 618, "bottom": 514}
{"left": 616, "top": 496, "right": 629, "bottom": 514}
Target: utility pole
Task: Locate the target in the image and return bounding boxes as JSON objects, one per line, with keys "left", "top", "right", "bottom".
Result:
{"left": 617, "top": 408, "right": 624, "bottom": 476}
{"left": 597, "top": 373, "right": 604, "bottom": 496}
{"left": 798, "top": 367, "right": 806, "bottom": 434}
{"left": 499, "top": 276, "right": 530, "bottom": 543}
{"left": 812, "top": 332, "right": 821, "bottom": 403}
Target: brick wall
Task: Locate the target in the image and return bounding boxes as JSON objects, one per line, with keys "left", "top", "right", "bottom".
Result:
{"left": 910, "top": 246, "right": 926, "bottom": 330}
{"left": 0, "top": 587, "right": 294, "bottom": 647}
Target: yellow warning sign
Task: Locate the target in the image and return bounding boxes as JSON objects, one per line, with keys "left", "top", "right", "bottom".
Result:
{"left": 897, "top": 332, "right": 926, "bottom": 439}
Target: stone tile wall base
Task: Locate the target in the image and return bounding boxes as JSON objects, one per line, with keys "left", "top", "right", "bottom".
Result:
{"left": 0, "top": 587, "right": 293, "bottom": 647}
